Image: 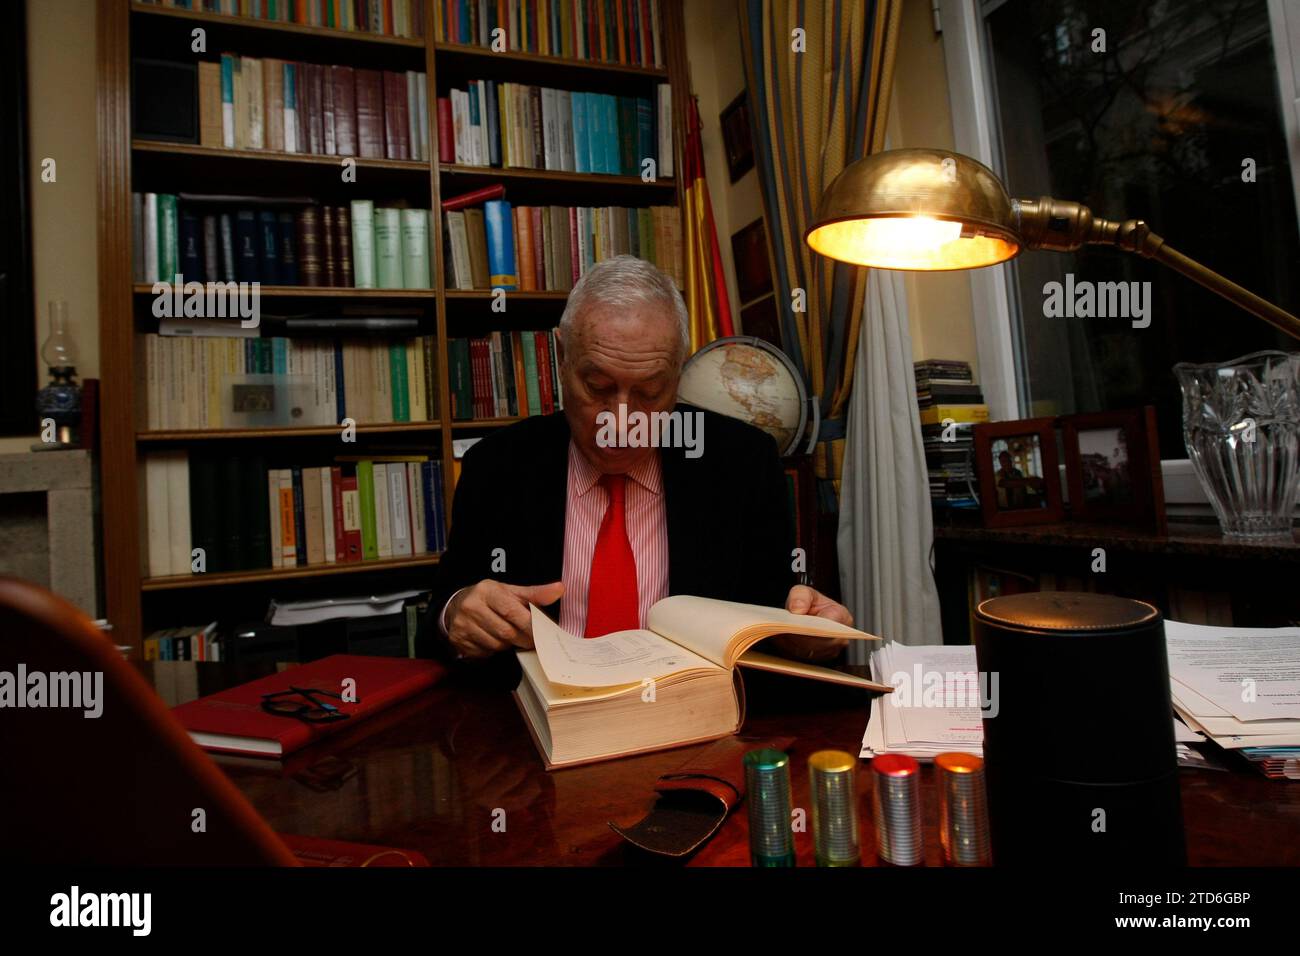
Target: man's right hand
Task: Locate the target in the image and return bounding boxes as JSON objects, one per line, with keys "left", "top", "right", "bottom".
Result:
{"left": 445, "top": 579, "right": 564, "bottom": 660}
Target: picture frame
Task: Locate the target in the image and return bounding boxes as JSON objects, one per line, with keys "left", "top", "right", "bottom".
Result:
{"left": 973, "top": 417, "right": 1064, "bottom": 527}
{"left": 730, "top": 217, "right": 773, "bottom": 305}
{"left": 1061, "top": 405, "right": 1166, "bottom": 534}
{"left": 720, "top": 91, "right": 754, "bottom": 183}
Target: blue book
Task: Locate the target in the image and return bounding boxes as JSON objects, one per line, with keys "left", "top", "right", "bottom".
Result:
{"left": 333, "top": 341, "right": 346, "bottom": 423}
{"left": 483, "top": 199, "right": 518, "bottom": 290}
{"left": 272, "top": 338, "right": 288, "bottom": 375}
{"left": 485, "top": 79, "right": 500, "bottom": 167}
{"left": 571, "top": 91, "right": 589, "bottom": 174}
{"left": 291, "top": 467, "right": 306, "bottom": 567}
{"left": 430, "top": 460, "right": 447, "bottom": 551}
{"left": 606, "top": 94, "right": 621, "bottom": 174}
{"left": 179, "top": 211, "right": 204, "bottom": 283}
{"left": 277, "top": 212, "right": 299, "bottom": 285}
{"left": 258, "top": 210, "right": 280, "bottom": 285}
{"left": 420, "top": 461, "right": 438, "bottom": 553}
{"left": 234, "top": 210, "right": 260, "bottom": 282}
{"left": 588, "top": 93, "right": 605, "bottom": 174}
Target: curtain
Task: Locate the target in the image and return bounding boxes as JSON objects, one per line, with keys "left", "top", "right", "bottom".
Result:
{"left": 737, "top": 0, "right": 902, "bottom": 492}
{"left": 839, "top": 270, "right": 943, "bottom": 656}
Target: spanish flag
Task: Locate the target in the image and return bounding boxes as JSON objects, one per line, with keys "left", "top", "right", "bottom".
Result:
{"left": 682, "top": 94, "right": 734, "bottom": 353}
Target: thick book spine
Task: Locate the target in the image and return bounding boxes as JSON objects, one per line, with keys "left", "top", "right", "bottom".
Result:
{"left": 387, "top": 462, "right": 412, "bottom": 557}
{"left": 276, "top": 212, "right": 299, "bottom": 284}
{"left": 258, "top": 210, "right": 280, "bottom": 284}
{"left": 277, "top": 470, "right": 297, "bottom": 565}
{"left": 199, "top": 60, "right": 223, "bottom": 148}
{"left": 157, "top": 194, "right": 179, "bottom": 281}
{"left": 235, "top": 209, "right": 259, "bottom": 282}
{"left": 329, "top": 465, "right": 346, "bottom": 562}
{"left": 372, "top": 463, "right": 393, "bottom": 558}
{"left": 356, "top": 460, "right": 378, "bottom": 560}
{"left": 340, "top": 469, "right": 363, "bottom": 562}
{"left": 321, "top": 205, "right": 338, "bottom": 286}
{"left": 354, "top": 68, "right": 385, "bottom": 158}
{"left": 333, "top": 66, "right": 357, "bottom": 156}
{"left": 220, "top": 54, "right": 236, "bottom": 148}
{"left": 407, "top": 461, "right": 426, "bottom": 555}
{"left": 179, "top": 211, "right": 203, "bottom": 283}
{"left": 303, "top": 465, "right": 325, "bottom": 565}
{"left": 283, "top": 62, "right": 298, "bottom": 152}
{"left": 389, "top": 344, "right": 410, "bottom": 422}
{"left": 373, "top": 206, "right": 404, "bottom": 288}
{"left": 350, "top": 200, "right": 376, "bottom": 288}
{"left": 399, "top": 207, "right": 430, "bottom": 288}
{"left": 296, "top": 206, "right": 323, "bottom": 286}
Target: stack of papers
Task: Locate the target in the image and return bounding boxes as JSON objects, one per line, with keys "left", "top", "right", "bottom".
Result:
{"left": 268, "top": 590, "right": 423, "bottom": 626}
{"left": 861, "top": 641, "right": 1209, "bottom": 768}
{"left": 1166, "top": 621, "right": 1300, "bottom": 780}
{"left": 860, "top": 643, "right": 985, "bottom": 760}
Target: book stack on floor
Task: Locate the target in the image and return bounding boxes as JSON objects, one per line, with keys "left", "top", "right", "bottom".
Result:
{"left": 441, "top": 192, "right": 683, "bottom": 292}
{"left": 448, "top": 330, "right": 562, "bottom": 419}
{"left": 142, "top": 451, "right": 448, "bottom": 578}
{"left": 915, "top": 359, "right": 984, "bottom": 512}
{"left": 191, "top": 53, "right": 428, "bottom": 159}
{"left": 140, "top": 0, "right": 427, "bottom": 37}
{"left": 435, "top": 0, "right": 665, "bottom": 69}
{"left": 141, "top": 333, "right": 439, "bottom": 428}
{"left": 440, "top": 81, "right": 672, "bottom": 183}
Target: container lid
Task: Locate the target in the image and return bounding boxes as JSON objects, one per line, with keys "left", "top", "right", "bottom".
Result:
{"left": 872, "top": 753, "right": 920, "bottom": 777}
{"left": 975, "top": 592, "right": 1159, "bottom": 632}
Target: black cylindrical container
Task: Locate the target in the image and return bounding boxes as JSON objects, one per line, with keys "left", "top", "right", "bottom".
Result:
{"left": 973, "top": 592, "right": 1185, "bottom": 865}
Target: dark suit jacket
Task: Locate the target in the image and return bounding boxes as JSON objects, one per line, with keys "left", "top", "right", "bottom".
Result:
{"left": 422, "top": 403, "right": 796, "bottom": 662}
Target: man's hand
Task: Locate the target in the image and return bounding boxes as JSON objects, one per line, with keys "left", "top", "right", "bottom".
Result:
{"left": 770, "top": 585, "right": 853, "bottom": 662}
{"left": 446, "top": 579, "right": 564, "bottom": 660}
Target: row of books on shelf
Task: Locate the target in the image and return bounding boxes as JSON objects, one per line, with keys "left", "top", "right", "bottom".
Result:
{"left": 192, "top": 55, "right": 429, "bottom": 160}
{"left": 140, "top": 0, "right": 426, "bottom": 40}
{"left": 916, "top": 360, "right": 982, "bottom": 510}
{"left": 442, "top": 81, "right": 672, "bottom": 180}
{"left": 133, "top": 195, "right": 436, "bottom": 288}
{"left": 444, "top": 200, "right": 682, "bottom": 291}
{"left": 142, "top": 334, "right": 439, "bottom": 429}
{"left": 434, "top": 0, "right": 666, "bottom": 70}
{"left": 143, "top": 450, "right": 448, "bottom": 578}
{"left": 145, "top": 623, "right": 220, "bottom": 662}
{"left": 448, "top": 330, "right": 563, "bottom": 419}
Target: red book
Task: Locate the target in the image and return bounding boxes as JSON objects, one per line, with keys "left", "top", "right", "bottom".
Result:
{"left": 340, "top": 469, "right": 363, "bottom": 561}
{"left": 441, "top": 183, "right": 506, "bottom": 212}
{"left": 530, "top": 206, "right": 545, "bottom": 288}
{"left": 535, "top": 330, "right": 554, "bottom": 415}
{"left": 437, "top": 96, "right": 453, "bottom": 164}
{"left": 332, "top": 66, "right": 357, "bottom": 156}
{"left": 354, "top": 68, "right": 385, "bottom": 158}
{"left": 173, "top": 655, "right": 445, "bottom": 759}
{"left": 306, "top": 62, "right": 323, "bottom": 154}
{"left": 382, "top": 70, "right": 410, "bottom": 160}
{"left": 471, "top": 336, "right": 490, "bottom": 419}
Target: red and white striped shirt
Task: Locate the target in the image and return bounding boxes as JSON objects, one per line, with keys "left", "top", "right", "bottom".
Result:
{"left": 560, "top": 440, "right": 670, "bottom": 634}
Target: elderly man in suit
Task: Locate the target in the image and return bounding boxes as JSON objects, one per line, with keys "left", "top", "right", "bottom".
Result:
{"left": 429, "top": 254, "right": 851, "bottom": 662}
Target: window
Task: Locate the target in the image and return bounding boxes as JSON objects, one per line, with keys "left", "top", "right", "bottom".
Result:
{"left": 982, "top": 0, "right": 1300, "bottom": 459}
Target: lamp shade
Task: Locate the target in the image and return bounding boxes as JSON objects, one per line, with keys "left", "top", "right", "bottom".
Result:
{"left": 806, "top": 148, "right": 1021, "bottom": 271}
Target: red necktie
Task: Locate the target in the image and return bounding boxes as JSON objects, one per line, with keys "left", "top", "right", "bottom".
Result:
{"left": 584, "top": 473, "right": 640, "bottom": 637}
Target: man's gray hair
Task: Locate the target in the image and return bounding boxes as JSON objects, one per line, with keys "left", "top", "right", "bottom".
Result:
{"left": 558, "top": 254, "right": 690, "bottom": 361}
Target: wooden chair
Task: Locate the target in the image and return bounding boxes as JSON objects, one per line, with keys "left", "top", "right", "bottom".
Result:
{"left": 0, "top": 576, "right": 299, "bottom": 864}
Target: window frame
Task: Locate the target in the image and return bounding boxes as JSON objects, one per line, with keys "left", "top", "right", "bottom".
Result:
{"left": 939, "top": 0, "right": 1300, "bottom": 510}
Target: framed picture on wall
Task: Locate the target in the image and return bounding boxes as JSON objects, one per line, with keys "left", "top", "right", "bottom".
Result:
{"left": 1061, "top": 406, "right": 1166, "bottom": 533}
{"left": 730, "top": 217, "right": 773, "bottom": 305}
{"left": 720, "top": 91, "right": 754, "bottom": 183}
{"left": 973, "top": 418, "right": 1063, "bottom": 527}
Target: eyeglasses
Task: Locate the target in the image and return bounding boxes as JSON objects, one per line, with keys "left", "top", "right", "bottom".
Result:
{"left": 261, "top": 686, "right": 355, "bottom": 724}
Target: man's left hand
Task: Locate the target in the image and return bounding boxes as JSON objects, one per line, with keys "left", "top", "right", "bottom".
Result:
{"left": 771, "top": 585, "right": 852, "bottom": 662}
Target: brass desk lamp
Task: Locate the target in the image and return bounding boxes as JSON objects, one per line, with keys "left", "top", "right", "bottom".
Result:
{"left": 805, "top": 147, "right": 1300, "bottom": 341}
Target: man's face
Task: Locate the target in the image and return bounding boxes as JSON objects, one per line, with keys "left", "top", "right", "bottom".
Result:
{"left": 558, "top": 302, "right": 682, "bottom": 474}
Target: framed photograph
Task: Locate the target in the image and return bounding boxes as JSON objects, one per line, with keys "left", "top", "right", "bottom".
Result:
{"left": 730, "top": 217, "right": 773, "bottom": 305}
{"left": 973, "top": 418, "right": 1063, "bottom": 527}
{"left": 1061, "top": 406, "right": 1166, "bottom": 533}
{"left": 720, "top": 91, "right": 754, "bottom": 183}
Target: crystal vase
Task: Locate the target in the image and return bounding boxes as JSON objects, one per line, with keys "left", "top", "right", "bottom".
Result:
{"left": 1173, "top": 350, "right": 1300, "bottom": 538}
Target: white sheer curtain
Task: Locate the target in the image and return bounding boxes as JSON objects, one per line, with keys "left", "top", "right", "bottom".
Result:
{"left": 838, "top": 268, "right": 943, "bottom": 659}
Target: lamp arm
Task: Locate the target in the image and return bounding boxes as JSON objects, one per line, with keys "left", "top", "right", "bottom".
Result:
{"left": 1014, "top": 196, "right": 1300, "bottom": 342}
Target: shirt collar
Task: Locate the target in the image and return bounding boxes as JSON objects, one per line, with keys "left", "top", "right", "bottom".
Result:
{"left": 569, "top": 440, "right": 664, "bottom": 498}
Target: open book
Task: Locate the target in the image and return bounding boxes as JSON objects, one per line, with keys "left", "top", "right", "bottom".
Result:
{"left": 513, "top": 595, "right": 891, "bottom": 769}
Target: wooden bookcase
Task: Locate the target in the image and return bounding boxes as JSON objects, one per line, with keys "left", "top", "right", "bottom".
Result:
{"left": 96, "top": 0, "right": 690, "bottom": 656}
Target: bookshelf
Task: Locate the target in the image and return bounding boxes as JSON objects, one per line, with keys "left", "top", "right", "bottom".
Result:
{"left": 97, "top": 0, "right": 691, "bottom": 657}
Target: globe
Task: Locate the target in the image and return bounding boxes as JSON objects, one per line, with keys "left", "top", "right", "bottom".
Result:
{"left": 677, "top": 336, "right": 812, "bottom": 456}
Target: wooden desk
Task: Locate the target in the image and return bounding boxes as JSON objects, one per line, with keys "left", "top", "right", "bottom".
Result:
{"left": 152, "top": 661, "right": 1300, "bottom": 866}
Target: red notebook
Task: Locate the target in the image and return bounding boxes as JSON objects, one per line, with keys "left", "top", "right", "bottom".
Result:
{"left": 173, "top": 655, "right": 444, "bottom": 759}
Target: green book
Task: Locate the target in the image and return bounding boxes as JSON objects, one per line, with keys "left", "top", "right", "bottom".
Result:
{"left": 520, "top": 332, "right": 541, "bottom": 417}
{"left": 399, "top": 208, "right": 431, "bottom": 289}
{"left": 157, "top": 194, "right": 179, "bottom": 281}
{"left": 389, "top": 344, "right": 410, "bottom": 422}
{"left": 356, "top": 460, "right": 378, "bottom": 560}
{"left": 350, "top": 200, "right": 377, "bottom": 289}
{"left": 374, "top": 207, "right": 404, "bottom": 288}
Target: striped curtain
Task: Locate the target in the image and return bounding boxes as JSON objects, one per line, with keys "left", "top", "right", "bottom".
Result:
{"left": 738, "top": 0, "right": 903, "bottom": 492}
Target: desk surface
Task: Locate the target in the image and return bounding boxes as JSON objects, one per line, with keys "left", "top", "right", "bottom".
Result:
{"left": 163, "top": 662, "right": 1300, "bottom": 866}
